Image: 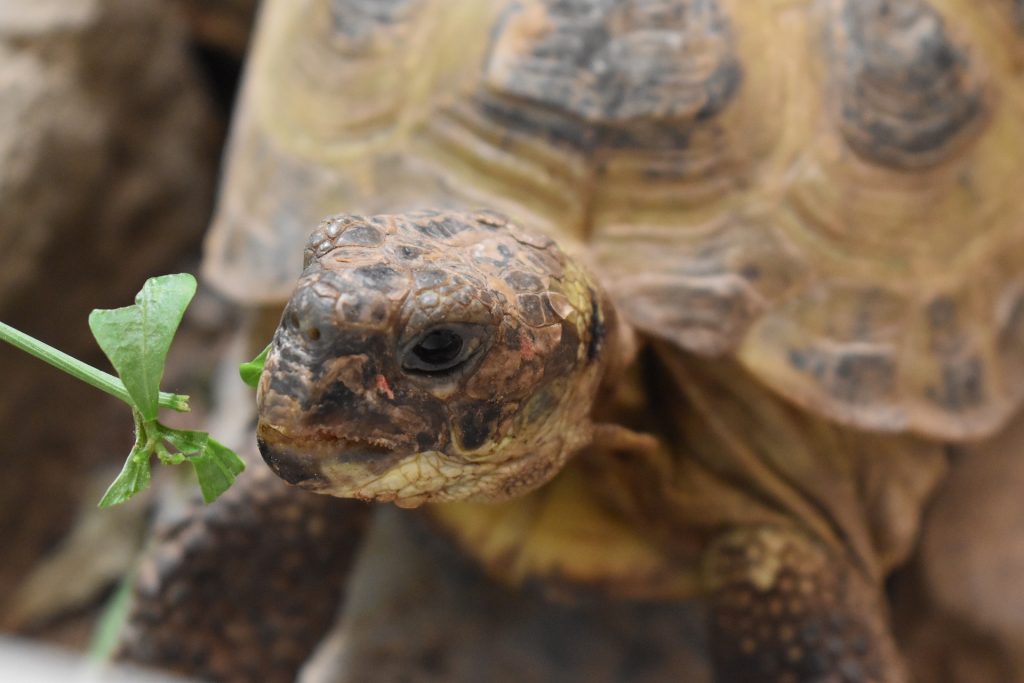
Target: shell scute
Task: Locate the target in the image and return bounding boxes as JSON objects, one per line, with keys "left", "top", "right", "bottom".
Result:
{"left": 823, "top": 0, "right": 988, "bottom": 169}
{"left": 483, "top": 0, "right": 741, "bottom": 127}
{"left": 597, "top": 215, "right": 807, "bottom": 355}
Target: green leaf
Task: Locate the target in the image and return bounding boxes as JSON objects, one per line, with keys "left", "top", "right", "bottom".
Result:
{"left": 160, "top": 425, "right": 209, "bottom": 455}
{"left": 88, "top": 274, "right": 197, "bottom": 420}
{"left": 98, "top": 443, "right": 152, "bottom": 508}
{"left": 239, "top": 343, "right": 271, "bottom": 388}
{"left": 190, "top": 438, "right": 245, "bottom": 503}
{"left": 155, "top": 446, "right": 185, "bottom": 466}
{"left": 2, "top": 272, "right": 249, "bottom": 508}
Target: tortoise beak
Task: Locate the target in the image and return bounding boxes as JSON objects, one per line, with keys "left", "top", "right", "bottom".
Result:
{"left": 256, "top": 424, "right": 327, "bottom": 489}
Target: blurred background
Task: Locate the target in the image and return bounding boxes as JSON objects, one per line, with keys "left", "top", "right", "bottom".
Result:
{"left": 0, "top": 0, "right": 256, "bottom": 659}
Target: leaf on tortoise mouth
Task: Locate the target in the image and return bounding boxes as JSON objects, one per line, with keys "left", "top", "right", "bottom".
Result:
{"left": 239, "top": 342, "right": 271, "bottom": 388}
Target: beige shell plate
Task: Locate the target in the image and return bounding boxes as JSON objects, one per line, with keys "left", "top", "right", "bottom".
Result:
{"left": 204, "top": 0, "right": 1024, "bottom": 440}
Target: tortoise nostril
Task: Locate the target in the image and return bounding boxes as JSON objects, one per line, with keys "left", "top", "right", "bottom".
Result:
{"left": 286, "top": 311, "right": 321, "bottom": 342}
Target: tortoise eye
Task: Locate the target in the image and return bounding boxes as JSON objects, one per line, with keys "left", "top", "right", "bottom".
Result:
{"left": 402, "top": 327, "right": 479, "bottom": 374}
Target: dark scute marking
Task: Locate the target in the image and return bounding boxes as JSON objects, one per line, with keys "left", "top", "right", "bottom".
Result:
{"left": 480, "top": 0, "right": 742, "bottom": 152}
{"left": 599, "top": 119, "right": 706, "bottom": 151}
{"left": 325, "top": 328, "right": 378, "bottom": 360}
{"left": 333, "top": 287, "right": 387, "bottom": 328}
{"left": 925, "top": 296, "right": 963, "bottom": 355}
{"left": 479, "top": 95, "right": 596, "bottom": 152}
{"left": 791, "top": 346, "right": 895, "bottom": 405}
{"left": 329, "top": 0, "right": 414, "bottom": 38}
{"left": 517, "top": 293, "right": 549, "bottom": 327}
{"left": 397, "top": 245, "right": 422, "bottom": 260}
{"left": 473, "top": 242, "right": 515, "bottom": 269}
{"left": 830, "top": 0, "right": 985, "bottom": 168}
{"left": 586, "top": 290, "right": 605, "bottom": 364}
{"left": 926, "top": 296, "right": 956, "bottom": 326}
{"left": 928, "top": 355, "right": 985, "bottom": 411}
{"left": 695, "top": 62, "right": 742, "bottom": 121}
{"left": 267, "top": 356, "right": 309, "bottom": 403}
{"left": 457, "top": 401, "right": 503, "bottom": 451}
{"left": 477, "top": 85, "right": 731, "bottom": 154}
{"left": 412, "top": 214, "right": 471, "bottom": 240}
{"left": 789, "top": 348, "right": 827, "bottom": 378}
{"left": 312, "top": 380, "right": 362, "bottom": 419}
{"left": 506, "top": 270, "right": 544, "bottom": 292}
{"left": 830, "top": 351, "right": 895, "bottom": 404}
{"left": 337, "top": 224, "right": 384, "bottom": 247}
{"left": 740, "top": 264, "right": 761, "bottom": 281}
{"left": 355, "top": 264, "right": 404, "bottom": 291}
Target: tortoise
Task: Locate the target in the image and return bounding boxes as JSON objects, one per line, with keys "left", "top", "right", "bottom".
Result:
{"left": 119, "top": 0, "right": 1024, "bottom": 681}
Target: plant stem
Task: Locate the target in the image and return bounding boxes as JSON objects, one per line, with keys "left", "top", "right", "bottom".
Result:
{"left": 0, "top": 321, "right": 190, "bottom": 412}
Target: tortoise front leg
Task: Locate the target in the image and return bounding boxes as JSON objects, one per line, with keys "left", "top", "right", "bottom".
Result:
{"left": 704, "top": 526, "right": 906, "bottom": 683}
{"left": 117, "top": 457, "right": 371, "bottom": 683}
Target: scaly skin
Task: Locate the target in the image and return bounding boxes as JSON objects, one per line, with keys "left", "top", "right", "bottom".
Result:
{"left": 256, "top": 210, "right": 615, "bottom": 507}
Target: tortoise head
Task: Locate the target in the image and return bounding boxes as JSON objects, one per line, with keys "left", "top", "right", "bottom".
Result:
{"left": 256, "top": 210, "right": 611, "bottom": 507}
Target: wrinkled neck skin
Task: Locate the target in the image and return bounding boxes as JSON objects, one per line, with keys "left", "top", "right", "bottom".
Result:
{"left": 255, "top": 211, "right": 636, "bottom": 508}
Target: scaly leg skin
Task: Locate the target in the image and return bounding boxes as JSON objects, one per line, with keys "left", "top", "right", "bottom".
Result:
{"left": 704, "top": 527, "right": 906, "bottom": 683}
{"left": 117, "top": 456, "right": 371, "bottom": 683}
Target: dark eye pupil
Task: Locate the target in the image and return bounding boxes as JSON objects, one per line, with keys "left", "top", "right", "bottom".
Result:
{"left": 412, "top": 329, "right": 463, "bottom": 366}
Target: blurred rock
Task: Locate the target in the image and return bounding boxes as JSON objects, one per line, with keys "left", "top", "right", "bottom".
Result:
{"left": 172, "top": 0, "right": 258, "bottom": 58}
{"left": 0, "top": 0, "right": 219, "bottom": 629}
{"left": 894, "top": 419, "right": 1024, "bottom": 683}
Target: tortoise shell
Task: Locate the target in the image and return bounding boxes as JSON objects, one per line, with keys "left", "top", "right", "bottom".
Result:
{"left": 204, "top": 0, "right": 1024, "bottom": 440}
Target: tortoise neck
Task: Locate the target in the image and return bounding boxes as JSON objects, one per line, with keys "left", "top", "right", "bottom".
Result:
{"left": 594, "top": 287, "right": 638, "bottom": 393}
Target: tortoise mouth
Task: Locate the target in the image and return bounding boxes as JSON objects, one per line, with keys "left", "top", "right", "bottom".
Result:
{"left": 256, "top": 421, "right": 471, "bottom": 506}
{"left": 256, "top": 420, "right": 409, "bottom": 492}
{"left": 257, "top": 421, "right": 397, "bottom": 453}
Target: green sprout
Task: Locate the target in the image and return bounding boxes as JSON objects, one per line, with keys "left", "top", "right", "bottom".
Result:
{"left": 0, "top": 273, "right": 245, "bottom": 507}
{"left": 239, "top": 343, "right": 271, "bottom": 389}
